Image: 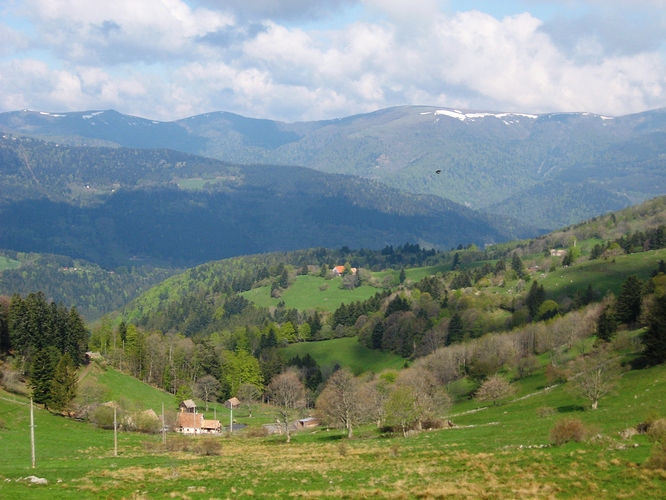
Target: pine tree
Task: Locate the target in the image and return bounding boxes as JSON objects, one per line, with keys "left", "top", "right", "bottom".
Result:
{"left": 511, "top": 253, "right": 525, "bottom": 278}
{"left": 526, "top": 281, "right": 546, "bottom": 318}
{"left": 399, "top": 268, "right": 406, "bottom": 283}
{"left": 644, "top": 295, "right": 666, "bottom": 365}
{"left": 596, "top": 306, "right": 617, "bottom": 342}
{"left": 616, "top": 275, "right": 644, "bottom": 324}
{"left": 447, "top": 313, "right": 465, "bottom": 345}
{"left": 49, "top": 352, "right": 78, "bottom": 411}
{"left": 30, "top": 347, "right": 60, "bottom": 407}
{"left": 66, "top": 306, "right": 88, "bottom": 366}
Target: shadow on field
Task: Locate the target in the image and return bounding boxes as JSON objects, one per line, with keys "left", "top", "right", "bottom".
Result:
{"left": 556, "top": 405, "right": 585, "bottom": 413}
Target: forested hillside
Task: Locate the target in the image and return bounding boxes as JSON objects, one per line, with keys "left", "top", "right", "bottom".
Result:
{"left": 0, "top": 135, "right": 534, "bottom": 268}
{"left": 0, "top": 250, "right": 177, "bottom": 320}
{"left": 3, "top": 106, "right": 665, "bottom": 228}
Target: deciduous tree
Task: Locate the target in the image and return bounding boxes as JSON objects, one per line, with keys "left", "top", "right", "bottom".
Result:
{"left": 268, "top": 369, "right": 305, "bottom": 443}
{"left": 315, "top": 368, "right": 363, "bottom": 438}
{"left": 569, "top": 346, "right": 621, "bottom": 410}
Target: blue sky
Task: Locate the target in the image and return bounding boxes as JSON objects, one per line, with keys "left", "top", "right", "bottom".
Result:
{"left": 0, "top": 0, "right": 664, "bottom": 122}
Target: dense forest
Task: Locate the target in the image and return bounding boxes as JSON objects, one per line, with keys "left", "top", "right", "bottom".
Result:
{"left": 0, "top": 250, "right": 178, "bottom": 320}
{"left": 0, "top": 135, "right": 534, "bottom": 268}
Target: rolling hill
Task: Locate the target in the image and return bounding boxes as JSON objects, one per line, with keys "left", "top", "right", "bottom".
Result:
{"left": 2, "top": 106, "right": 665, "bottom": 228}
{"left": 0, "top": 135, "right": 535, "bottom": 268}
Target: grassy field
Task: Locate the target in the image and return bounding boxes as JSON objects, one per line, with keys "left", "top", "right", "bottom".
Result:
{"left": 538, "top": 248, "right": 666, "bottom": 300}
{"left": 1, "top": 354, "right": 666, "bottom": 499}
{"left": 281, "top": 337, "right": 406, "bottom": 375}
{"left": 85, "top": 363, "right": 176, "bottom": 414}
{"left": 0, "top": 255, "right": 20, "bottom": 271}
{"left": 242, "top": 275, "right": 384, "bottom": 312}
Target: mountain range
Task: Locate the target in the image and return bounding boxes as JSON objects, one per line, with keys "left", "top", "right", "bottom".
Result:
{"left": 0, "top": 134, "right": 533, "bottom": 269}
{"left": 2, "top": 105, "right": 665, "bottom": 229}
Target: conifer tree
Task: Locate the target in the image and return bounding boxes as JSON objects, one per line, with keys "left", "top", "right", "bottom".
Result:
{"left": 616, "top": 275, "right": 644, "bottom": 324}
{"left": 511, "top": 253, "right": 525, "bottom": 278}
{"left": 31, "top": 347, "right": 60, "bottom": 408}
{"left": 447, "top": 313, "right": 465, "bottom": 345}
{"left": 49, "top": 352, "right": 78, "bottom": 411}
{"left": 644, "top": 295, "right": 666, "bottom": 365}
{"left": 596, "top": 306, "right": 617, "bottom": 342}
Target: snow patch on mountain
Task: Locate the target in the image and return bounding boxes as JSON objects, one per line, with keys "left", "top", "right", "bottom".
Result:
{"left": 423, "top": 109, "right": 538, "bottom": 122}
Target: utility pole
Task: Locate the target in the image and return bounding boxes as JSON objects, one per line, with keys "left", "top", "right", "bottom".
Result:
{"left": 113, "top": 405, "right": 118, "bottom": 457}
{"left": 30, "top": 398, "right": 35, "bottom": 468}
{"left": 229, "top": 405, "right": 233, "bottom": 435}
{"left": 161, "top": 402, "right": 166, "bottom": 445}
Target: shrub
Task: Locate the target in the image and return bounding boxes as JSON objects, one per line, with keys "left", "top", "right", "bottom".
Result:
{"left": 536, "top": 407, "right": 556, "bottom": 418}
{"left": 135, "top": 412, "right": 161, "bottom": 434}
{"left": 645, "top": 441, "right": 666, "bottom": 470}
{"left": 244, "top": 426, "right": 268, "bottom": 438}
{"left": 90, "top": 406, "right": 115, "bottom": 429}
{"left": 550, "top": 418, "right": 587, "bottom": 445}
{"left": 166, "top": 437, "right": 192, "bottom": 452}
{"left": 195, "top": 438, "right": 222, "bottom": 456}
{"left": 647, "top": 419, "right": 666, "bottom": 444}
{"left": 337, "top": 441, "right": 348, "bottom": 457}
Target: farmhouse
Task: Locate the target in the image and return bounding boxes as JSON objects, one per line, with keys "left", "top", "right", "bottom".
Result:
{"left": 297, "top": 417, "right": 320, "bottom": 429}
{"left": 331, "top": 266, "right": 358, "bottom": 276}
{"left": 224, "top": 397, "right": 241, "bottom": 409}
{"left": 176, "top": 400, "right": 221, "bottom": 434}
{"left": 550, "top": 249, "right": 567, "bottom": 257}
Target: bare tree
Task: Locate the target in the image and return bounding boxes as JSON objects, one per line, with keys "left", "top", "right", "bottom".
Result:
{"left": 236, "top": 382, "right": 262, "bottom": 417}
{"left": 569, "top": 346, "right": 622, "bottom": 410}
{"left": 475, "top": 374, "right": 515, "bottom": 405}
{"left": 268, "top": 370, "right": 306, "bottom": 443}
{"left": 315, "top": 368, "right": 363, "bottom": 438}
{"left": 195, "top": 375, "right": 221, "bottom": 411}
{"left": 384, "top": 385, "right": 419, "bottom": 437}
{"left": 359, "top": 378, "right": 391, "bottom": 428}
{"left": 396, "top": 367, "right": 451, "bottom": 430}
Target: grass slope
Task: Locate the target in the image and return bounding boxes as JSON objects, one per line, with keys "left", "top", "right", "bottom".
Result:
{"left": 242, "top": 275, "right": 386, "bottom": 312}
{"left": 0, "top": 255, "right": 20, "bottom": 271}
{"left": 1, "top": 358, "right": 666, "bottom": 498}
{"left": 281, "top": 337, "right": 406, "bottom": 374}
{"left": 84, "top": 364, "right": 176, "bottom": 414}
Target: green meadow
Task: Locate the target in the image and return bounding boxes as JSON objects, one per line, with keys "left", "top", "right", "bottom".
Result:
{"left": 241, "top": 275, "right": 383, "bottom": 312}
{"left": 0, "top": 255, "right": 20, "bottom": 271}
{"left": 281, "top": 337, "right": 406, "bottom": 375}
{"left": 1, "top": 356, "right": 666, "bottom": 499}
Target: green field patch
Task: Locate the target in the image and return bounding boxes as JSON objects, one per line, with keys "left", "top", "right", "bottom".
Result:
{"left": 0, "top": 255, "right": 20, "bottom": 271}
{"left": 281, "top": 337, "right": 406, "bottom": 374}
{"left": 242, "top": 275, "right": 383, "bottom": 312}
{"left": 538, "top": 248, "right": 666, "bottom": 299}
{"left": 90, "top": 365, "right": 176, "bottom": 413}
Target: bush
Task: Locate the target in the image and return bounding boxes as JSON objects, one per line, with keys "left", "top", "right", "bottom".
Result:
{"left": 90, "top": 406, "right": 115, "bottom": 429}
{"left": 135, "top": 412, "right": 161, "bottom": 434}
{"left": 550, "top": 418, "right": 587, "bottom": 445}
{"left": 244, "top": 426, "right": 268, "bottom": 438}
{"left": 645, "top": 441, "right": 666, "bottom": 470}
{"left": 536, "top": 407, "right": 556, "bottom": 418}
{"left": 166, "top": 437, "right": 192, "bottom": 452}
{"left": 195, "top": 438, "right": 222, "bottom": 456}
{"left": 647, "top": 419, "right": 666, "bottom": 444}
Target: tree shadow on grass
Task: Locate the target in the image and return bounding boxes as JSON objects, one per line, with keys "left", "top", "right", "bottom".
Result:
{"left": 556, "top": 405, "right": 585, "bottom": 413}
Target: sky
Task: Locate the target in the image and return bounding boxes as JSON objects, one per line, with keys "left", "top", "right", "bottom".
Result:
{"left": 0, "top": 0, "right": 665, "bottom": 122}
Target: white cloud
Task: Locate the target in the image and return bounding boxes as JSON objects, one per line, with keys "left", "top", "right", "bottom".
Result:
{"left": 0, "top": 1, "right": 664, "bottom": 121}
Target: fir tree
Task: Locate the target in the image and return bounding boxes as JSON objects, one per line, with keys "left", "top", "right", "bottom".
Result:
{"left": 511, "top": 253, "right": 525, "bottom": 278}
{"left": 525, "top": 281, "right": 546, "bottom": 318}
{"left": 49, "top": 352, "right": 78, "bottom": 411}
{"left": 30, "top": 347, "right": 60, "bottom": 408}
{"left": 596, "top": 306, "right": 618, "bottom": 342}
{"left": 644, "top": 295, "right": 666, "bottom": 365}
{"left": 447, "top": 313, "right": 465, "bottom": 345}
{"left": 616, "top": 275, "right": 644, "bottom": 324}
